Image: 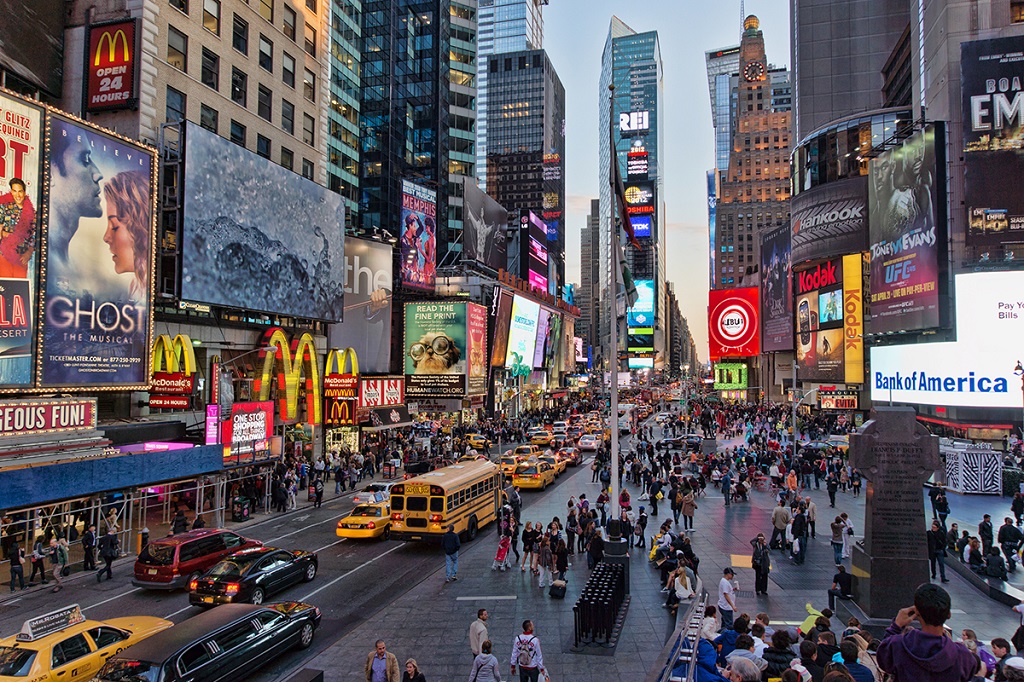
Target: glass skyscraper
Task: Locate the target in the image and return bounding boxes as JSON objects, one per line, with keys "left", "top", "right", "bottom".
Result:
{"left": 328, "top": 0, "right": 361, "bottom": 217}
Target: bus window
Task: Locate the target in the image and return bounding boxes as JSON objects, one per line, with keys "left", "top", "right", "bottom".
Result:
{"left": 391, "top": 497, "right": 404, "bottom": 511}
{"left": 407, "top": 497, "right": 428, "bottom": 512}
{"left": 429, "top": 497, "right": 444, "bottom": 512}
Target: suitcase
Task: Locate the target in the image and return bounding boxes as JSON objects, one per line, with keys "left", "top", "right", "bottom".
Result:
{"left": 548, "top": 579, "right": 566, "bottom": 599}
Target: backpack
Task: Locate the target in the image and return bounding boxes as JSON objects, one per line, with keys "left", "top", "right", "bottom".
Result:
{"left": 516, "top": 636, "right": 536, "bottom": 667}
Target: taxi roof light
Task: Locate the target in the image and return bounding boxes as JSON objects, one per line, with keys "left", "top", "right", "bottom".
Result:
{"left": 17, "top": 605, "right": 86, "bottom": 642}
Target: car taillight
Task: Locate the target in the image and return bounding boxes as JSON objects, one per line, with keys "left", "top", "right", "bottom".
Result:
{"left": 534, "top": 474, "right": 540, "bottom": 478}
{"left": 366, "top": 521, "right": 376, "bottom": 529}
{"left": 391, "top": 512, "right": 403, "bottom": 521}
{"left": 225, "top": 583, "right": 240, "bottom": 595}
{"left": 189, "top": 579, "right": 198, "bottom": 591}
{"left": 429, "top": 514, "right": 443, "bottom": 522}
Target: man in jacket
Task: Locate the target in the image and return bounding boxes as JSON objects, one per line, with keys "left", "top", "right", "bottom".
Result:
{"left": 998, "top": 517, "right": 1024, "bottom": 571}
{"left": 81, "top": 524, "right": 96, "bottom": 571}
{"left": 981, "top": 514, "right": 995, "bottom": 554}
{"left": 927, "top": 519, "right": 950, "bottom": 583}
{"left": 770, "top": 500, "right": 791, "bottom": 551}
{"left": 511, "top": 620, "right": 546, "bottom": 682}
{"left": 365, "top": 640, "right": 400, "bottom": 682}
{"left": 469, "top": 609, "right": 489, "bottom": 658}
{"left": 442, "top": 525, "right": 461, "bottom": 583}
{"left": 96, "top": 528, "right": 119, "bottom": 582}
{"left": 791, "top": 507, "right": 809, "bottom": 565}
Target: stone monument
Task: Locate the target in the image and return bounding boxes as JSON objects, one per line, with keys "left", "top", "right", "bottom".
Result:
{"left": 849, "top": 406, "right": 940, "bottom": 618}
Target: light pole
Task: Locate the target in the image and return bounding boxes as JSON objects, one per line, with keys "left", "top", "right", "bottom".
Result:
{"left": 1014, "top": 361, "right": 1024, "bottom": 444}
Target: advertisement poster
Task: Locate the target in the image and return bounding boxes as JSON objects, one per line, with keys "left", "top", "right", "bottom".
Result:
{"left": 400, "top": 180, "right": 437, "bottom": 292}
{"left": 544, "top": 312, "right": 562, "bottom": 369}
{"left": 708, "top": 287, "right": 760, "bottom": 362}
{"left": 466, "top": 302, "right": 487, "bottom": 395}
{"left": 713, "top": 363, "right": 748, "bottom": 390}
{"left": 794, "top": 259, "right": 845, "bottom": 382}
{"left": 842, "top": 253, "right": 865, "bottom": 384}
{"left": 181, "top": 122, "right": 345, "bottom": 320}
{"left": 962, "top": 37, "right": 1024, "bottom": 245}
{"left": 574, "top": 337, "right": 584, "bottom": 362}
{"left": 222, "top": 400, "right": 274, "bottom": 465}
{"left": 532, "top": 308, "right": 550, "bottom": 368}
{"left": 327, "top": 237, "right": 392, "bottom": 373}
{"left": 790, "top": 176, "right": 868, "bottom": 265}
{"left": 505, "top": 295, "right": 540, "bottom": 370}
{"left": 463, "top": 180, "right": 507, "bottom": 272}
{"left": 489, "top": 288, "right": 513, "bottom": 367}
{"left": 86, "top": 20, "right": 139, "bottom": 112}
{"left": 867, "top": 125, "right": 943, "bottom": 333}
{"left": 0, "top": 91, "right": 42, "bottom": 387}
{"left": 404, "top": 302, "right": 468, "bottom": 398}
{"left": 759, "top": 224, "right": 793, "bottom": 351}
{"left": 627, "top": 279, "right": 655, "bottom": 328}
{"left": 523, "top": 211, "right": 548, "bottom": 291}
{"left": 359, "top": 376, "right": 404, "bottom": 409}
{"left": 40, "top": 114, "right": 155, "bottom": 388}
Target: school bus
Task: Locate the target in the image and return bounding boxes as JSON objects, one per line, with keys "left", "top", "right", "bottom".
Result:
{"left": 389, "top": 460, "right": 501, "bottom": 541}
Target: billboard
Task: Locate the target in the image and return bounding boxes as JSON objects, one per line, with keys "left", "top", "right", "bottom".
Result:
{"left": 630, "top": 215, "right": 652, "bottom": 238}
{"left": 628, "top": 279, "right": 655, "bottom": 328}
{"left": 489, "top": 288, "right": 513, "bottom": 367}
{"left": 0, "top": 91, "right": 42, "bottom": 387}
{"left": 466, "top": 301, "right": 488, "bottom": 395}
{"left": 400, "top": 180, "right": 437, "bottom": 291}
{"left": 505, "top": 295, "right": 540, "bottom": 370}
{"left": 627, "top": 149, "right": 649, "bottom": 179}
{"left": 222, "top": 401, "right": 274, "bottom": 464}
{"left": 533, "top": 308, "right": 550, "bottom": 368}
{"left": 523, "top": 211, "right": 548, "bottom": 291}
{"left": 86, "top": 20, "right": 139, "bottom": 113}
{"left": 962, "top": 37, "right": 1024, "bottom": 245}
{"left": 181, "top": 122, "right": 345, "bottom": 320}
{"left": 870, "top": 271, "right": 1022, "bottom": 408}
{"left": 462, "top": 180, "right": 507, "bottom": 272}
{"left": 574, "top": 337, "right": 584, "bottom": 362}
{"left": 628, "top": 357, "right": 654, "bottom": 369}
{"left": 819, "top": 390, "right": 859, "bottom": 410}
{"left": 404, "top": 302, "right": 483, "bottom": 398}
{"left": 794, "top": 256, "right": 864, "bottom": 383}
{"left": 624, "top": 182, "right": 655, "bottom": 216}
{"left": 708, "top": 287, "right": 760, "bottom": 361}
{"left": 868, "top": 124, "right": 943, "bottom": 333}
{"left": 0, "top": 1, "right": 64, "bottom": 97}
{"left": 40, "top": 114, "right": 156, "bottom": 388}
{"left": 359, "top": 376, "right": 404, "bottom": 409}
{"left": 714, "top": 363, "right": 748, "bottom": 390}
{"left": 760, "top": 224, "right": 793, "bottom": 352}
{"left": 327, "top": 237, "right": 392, "bottom": 373}
{"left": 790, "top": 176, "right": 868, "bottom": 265}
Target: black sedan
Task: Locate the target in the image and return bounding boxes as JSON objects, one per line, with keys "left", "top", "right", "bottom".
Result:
{"left": 189, "top": 546, "right": 318, "bottom": 607}
{"left": 656, "top": 435, "right": 703, "bottom": 452}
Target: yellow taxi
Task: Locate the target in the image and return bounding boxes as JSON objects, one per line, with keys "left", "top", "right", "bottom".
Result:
{"left": 498, "top": 454, "right": 522, "bottom": 477}
{"left": 0, "top": 605, "right": 171, "bottom": 682}
{"left": 336, "top": 499, "right": 392, "bottom": 540}
{"left": 512, "top": 460, "right": 556, "bottom": 490}
{"left": 529, "top": 429, "right": 553, "bottom": 447}
{"left": 512, "top": 444, "right": 540, "bottom": 459}
{"left": 538, "top": 453, "right": 566, "bottom": 477}
{"left": 466, "top": 434, "right": 492, "bottom": 451}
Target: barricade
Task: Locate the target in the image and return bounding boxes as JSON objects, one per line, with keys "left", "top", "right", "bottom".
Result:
{"left": 572, "top": 562, "right": 627, "bottom": 647}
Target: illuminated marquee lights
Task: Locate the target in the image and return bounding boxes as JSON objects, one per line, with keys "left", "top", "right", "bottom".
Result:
{"left": 255, "top": 327, "right": 322, "bottom": 424}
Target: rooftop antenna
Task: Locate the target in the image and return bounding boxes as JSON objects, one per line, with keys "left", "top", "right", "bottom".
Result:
{"left": 740, "top": 0, "right": 745, "bottom": 36}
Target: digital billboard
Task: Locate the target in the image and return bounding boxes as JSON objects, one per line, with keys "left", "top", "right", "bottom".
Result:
{"left": 627, "top": 149, "right": 649, "bottom": 179}
{"left": 0, "top": 91, "right": 42, "bottom": 387}
{"left": 714, "top": 362, "right": 748, "bottom": 390}
{"left": 40, "top": 113, "right": 156, "bottom": 388}
{"left": 181, "top": 122, "right": 345, "bottom": 320}
{"left": 544, "top": 312, "right": 562, "bottom": 369}
{"left": 462, "top": 179, "right": 507, "bottom": 272}
{"left": 790, "top": 176, "right": 868, "bottom": 265}
{"left": 489, "top": 288, "right": 513, "bottom": 367}
{"left": 400, "top": 180, "right": 437, "bottom": 292}
{"left": 86, "top": 20, "right": 139, "bottom": 113}
{"left": 868, "top": 124, "right": 943, "bottom": 333}
{"left": 870, "top": 271, "right": 1022, "bottom": 408}
{"left": 760, "top": 224, "right": 793, "bottom": 352}
{"left": 466, "top": 302, "right": 488, "bottom": 395}
{"left": 404, "top": 302, "right": 483, "bottom": 398}
{"left": 523, "top": 211, "right": 548, "bottom": 291}
{"left": 533, "top": 308, "right": 550, "bottom": 368}
{"left": 327, "top": 237, "right": 392, "bottom": 373}
{"left": 624, "top": 182, "right": 655, "bottom": 216}
{"left": 574, "top": 337, "right": 584, "bottom": 362}
{"left": 630, "top": 215, "right": 652, "bottom": 238}
{"left": 0, "top": 1, "right": 65, "bottom": 97}
{"left": 708, "top": 287, "right": 759, "bottom": 361}
{"left": 628, "top": 357, "right": 654, "bottom": 369}
{"left": 962, "top": 37, "right": 1024, "bottom": 245}
{"left": 505, "top": 295, "right": 540, "bottom": 370}
{"left": 794, "top": 255, "right": 864, "bottom": 384}
{"left": 627, "top": 279, "right": 655, "bottom": 328}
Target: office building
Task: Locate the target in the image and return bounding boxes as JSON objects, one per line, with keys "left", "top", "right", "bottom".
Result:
{"left": 577, "top": 199, "right": 600, "bottom": 362}
{"left": 327, "top": 0, "right": 362, "bottom": 214}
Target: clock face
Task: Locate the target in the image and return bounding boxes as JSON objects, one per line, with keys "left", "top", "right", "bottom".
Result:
{"left": 744, "top": 61, "right": 765, "bottom": 82}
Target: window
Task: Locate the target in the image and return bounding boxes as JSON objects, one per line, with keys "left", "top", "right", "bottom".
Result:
{"left": 302, "top": 113, "right": 315, "bottom": 145}
{"left": 165, "top": 86, "right": 186, "bottom": 122}
{"left": 177, "top": 643, "right": 212, "bottom": 675}
{"left": 254, "top": 611, "right": 285, "bottom": 630}
{"left": 213, "top": 623, "right": 257, "bottom": 653}
{"left": 257, "top": 134, "right": 271, "bottom": 158}
{"left": 301, "top": 159, "right": 314, "bottom": 179}
{"left": 222, "top": 532, "right": 244, "bottom": 549}
{"left": 258, "top": 85, "right": 272, "bottom": 120}
{"left": 305, "top": 0, "right": 316, "bottom": 10}
{"left": 281, "top": 147, "right": 294, "bottom": 170}
{"left": 232, "top": 14, "right": 248, "bottom": 53}
{"left": 203, "top": 0, "right": 220, "bottom": 34}
{"left": 282, "top": 53, "right": 296, "bottom": 87}
{"left": 303, "top": 68, "right": 315, "bottom": 101}
{"left": 230, "top": 120, "right": 246, "bottom": 146}
{"left": 52, "top": 635, "right": 92, "bottom": 669}
{"left": 88, "top": 627, "right": 129, "bottom": 650}
{"left": 231, "top": 68, "right": 247, "bottom": 106}
{"left": 281, "top": 100, "right": 294, "bottom": 134}
{"left": 201, "top": 49, "right": 219, "bottom": 90}
{"left": 304, "top": 23, "right": 316, "bottom": 56}
{"left": 283, "top": 5, "right": 296, "bottom": 39}
{"left": 1014, "top": 1, "right": 1024, "bottom": 22}
{"left": 167, "top": 27, "right": 187, "bottom": 72}
{"left": 169, "top": 0, "right": 187, "bottom": 13}
{"left": 429, "top": 497, "right": 444, "bottom": 512}
{"left": 260, "top": 0, "right": 274, "bottom": 22}
{"left": 259, "top": 35, "right": 273, "bottom": 72}
{"left": 200, "top": 105, "right": 219, "bottom": 132}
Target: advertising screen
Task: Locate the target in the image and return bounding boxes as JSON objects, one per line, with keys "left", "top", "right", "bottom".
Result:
{"left": 868, "top": 124, "right": 943, "bottom": 333}
{"left": 404, "top": 302, "right": 471, "bottom": 398}
{"left": 870, "top": 271, "right": 1023, "bottom": 408}
{"left": 714, "top": 363, "right": 748, "bottom": 390}
{"left": 630, "top": 215, "right": 652, "bottom": 238}
{"left": 627, "top": 149, "right": 649, "bottom": 179}
{"left": 525, "top": 211, "right": 548, "bottom": 291}
{"left": 708, "top": 170, "right": 717, "bottom": 287}
{"left": 624, "top": 182, "right": 655, "bottom": 216}
{"left": 962, "top": 37, "right": 1024, "bottom": 245}
{"left": 86, "top": 20, "right": 139, "bottom": 113}
{"left": 0, "top": 91, "right": 42, "bottom": 387}
{"left": 0, "top": 1, "right": 65, "bottom": 97}
{"left": 544, "top": 312, "right": 561, "bottom": 369}
{"left": 628, "top": 332, "right": 654, "bottom": 352}
{"left": 628, "top": 357, "right": 654, "bottom": 369}
{"left": 181, "top": 122, "right": 345, "bottom": 320}
{"left": 466, "top": 302, "right": 488, "bottom": 395}
{"left": 505, "top": 295, "right": 540, "bottom": 370}
{"left": 40, "top": 114, "right": 156, "bottom": 388}
{"left": 400, "top": 180, "right": 437, "bottom": 292}
{"left": 462, "top": 179, "right": 507, "bottom": 272}
{"left": 708, "top": 287, "right": 760, "bottom": 361}
{"left": 794, "top": 255, "right": 865, "bottom": 383}
{"left": 628, "top": 279, "right": 656, "bottom": 328}
{"left": 790, "top": 176, "right": 868, "bottom": 265}
{"left": 533, "top": 308, "right": 550, "bottom": 368}
{"left": 327, "top": 237, "right": 391, "bottom": 373}
{"left": 574, "top": 337, "right": 584, "bottom": 362}
{"left": 760, "top": 223, "right": 793, "bottom": 352}
{"left": 489, "top": 288, "right": 513, "bottom": 367}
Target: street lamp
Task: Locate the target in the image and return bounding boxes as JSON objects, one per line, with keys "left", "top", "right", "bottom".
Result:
{"left": 1014, "top": 360, "right": 1024, "bottom": 443}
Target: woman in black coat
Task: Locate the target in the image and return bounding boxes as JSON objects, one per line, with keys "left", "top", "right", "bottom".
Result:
{"left": 762, "top": 630, "right": 796, "bottom": 678}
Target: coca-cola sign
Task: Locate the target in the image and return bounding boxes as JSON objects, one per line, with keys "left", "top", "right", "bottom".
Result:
{"left": 359, "top": 376, "right": 404, "bottom": 408}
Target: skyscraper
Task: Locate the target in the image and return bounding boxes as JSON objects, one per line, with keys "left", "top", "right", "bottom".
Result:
{"left": 328, "top": 0, "right": 362, "bottom": 216}
{"left": 578, "top": 199, "right": 601, "bottom": 361}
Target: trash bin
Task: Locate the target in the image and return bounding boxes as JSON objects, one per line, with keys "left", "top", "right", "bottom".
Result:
{"left": 231, "top": 497, "right": 251, "bottom": 522}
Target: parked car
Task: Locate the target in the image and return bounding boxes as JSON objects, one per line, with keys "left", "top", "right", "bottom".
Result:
{"left": 188, "top": 546, "right": 318, "bottom": 606}
{"left": 133, "top": 529, "right": 262, "bottom": 590}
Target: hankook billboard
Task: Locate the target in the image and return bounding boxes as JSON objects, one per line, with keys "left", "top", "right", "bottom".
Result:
{"left": 790, "top": 176, "right": 868, "bottom": 265}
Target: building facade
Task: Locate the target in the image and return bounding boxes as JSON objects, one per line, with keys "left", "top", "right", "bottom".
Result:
{"left": 577, "top": 198, "right": 600, "bottom": 364}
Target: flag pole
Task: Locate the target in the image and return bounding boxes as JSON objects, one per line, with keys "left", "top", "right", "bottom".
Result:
{"left": 608, "top": 83, "right": 620, "bottom": 527}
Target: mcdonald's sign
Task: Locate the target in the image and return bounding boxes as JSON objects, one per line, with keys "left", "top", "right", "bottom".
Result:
{"left": 149, "top": 334, "right": 196, "bottom": 409}
{"left": 254, "top": 328, "right": 322, "bottom": 425}
{"left": 86, "top": 20, "right": 139, "bottom": 112}
{"left": 324, "top": 348, "right": 358, "bottom": 427}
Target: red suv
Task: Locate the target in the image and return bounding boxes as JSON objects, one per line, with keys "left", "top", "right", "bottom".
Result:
{"left": 133, "top": 529, "right": 261, "bottom": 590}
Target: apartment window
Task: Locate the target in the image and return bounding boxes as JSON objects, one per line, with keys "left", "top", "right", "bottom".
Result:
{"left": 282, "top": 53, "right": 295, "bottom": 87}
{"left": 201, "top": 49, "right": 219, "bottom": 90}
{"left": 167, "top": 27, "right": 187, "bottom": 72}
{"left": 283, "top": 5, "right": 296, "bottom": 40}
{"left": 258, "top": 85, "right": 272, "bottom": 121}
{"left": 231, "top": 68, "right": 247, "bottom": 106}
{"left": 304, "top": 23, "right": 316, "bottom": 57}
{"left": 200, "top": 104, "right": 219, "bottom": 132}
{"left": 232, "top": 14, "right": 248, "bottom": 53}
{"left": 166, "top": 87, "right": 186, "bottom": 122}
{"left": 301, "top": 159, "right": 314, "bottom": 179}
{"left": 302, "top": 113, "right": 315, "bottom": 145}
{"left": 281, "top": 147, "right": 294, "bottom": 170}
{"left": 230, "top": 120, "right": 246, "bottom": 146}
{"left": 203, "top": 0, "right": 220, "bottom": 34}
{"left": 303, "top": 68, "right": 315, "bottom": 101}
{"left": 169, "top": 0, "right": 187, "bottom": 13}
{"left": 259, "top": 35, "right": 273, "bottom": 72}
{"left": 281, "top": 100, "right": 294, "bottom": 134}
{"left": 305, "top": 0, "right": 316, "bottom": 10}
{"left": 1014, "top": 1, "right": 1024, "bottom": 22}
{"left": 259, "top": 0, "right": 274, "bottom": 22}
{"left": 257, "top": 134, "right": 271, "bottom": 158}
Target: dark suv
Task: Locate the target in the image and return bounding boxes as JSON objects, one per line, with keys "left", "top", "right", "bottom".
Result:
{"left": 133, "top": 529, "right": 262, "bottom": 590}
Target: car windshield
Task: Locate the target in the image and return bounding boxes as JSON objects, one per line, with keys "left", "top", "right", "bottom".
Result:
{"left": 207, "top": 556, "right": 258, "bottom": 579}
{"left": 518, "top": 466, "right": 539, "bottom": 475}
{"left": 138, "top": 543, "right": 175, "bottom": 566}
{"left": 94, "top": 659, "right": 161, "bottom": 681}
{"left": 0, "top": 647, "right": 37, "bottom": 677}
{"left": 351, "top": 506, "right": 382, "bottom": 517}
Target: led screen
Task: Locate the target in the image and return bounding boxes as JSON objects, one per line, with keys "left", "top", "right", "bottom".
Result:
{"left": 627, "top": 279, "right": 655, "bottom": 327}
{"left": 505, "top": 295, "right": 540, "bottom": 370}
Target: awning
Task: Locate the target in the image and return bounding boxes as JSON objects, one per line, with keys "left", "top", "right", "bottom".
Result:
{"left": 361, "top": 406, "right": 413, "bottom": 432}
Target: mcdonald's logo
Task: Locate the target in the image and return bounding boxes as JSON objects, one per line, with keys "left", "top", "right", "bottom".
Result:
{"left": 152, "top": 334, "right": 196, "bottom": 375}
{"left": 324, "top": 348, "right": 359, "bottom": 399}
{"left": 86, "top": 20, "right": 137, "bottom": 113}
{"left": 255, "top": 328, "right": 322, "bottom": 425}
{"left": 325, "top": 347, "right": 359, "bottom": 376}
{"left": 325, "top": 398, "right": 356, "bottom": 426}
{"left": 94, "top": 29, "right": 131, "bottom": 66}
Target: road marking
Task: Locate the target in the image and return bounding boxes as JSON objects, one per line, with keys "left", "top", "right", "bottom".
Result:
{"left": 267, "top": 512, "right": 349, "bottom": 543}
{"left": 456, "top": 595, "right": 518, "bottom": 601}
{"left": 312, "top": 538, "right": 347, "bottom": 553}
{"left": 164, "top": 604, "right": 197, "bottom": 619}
{"left": 82, "top": 587, "right": 143, "bottom": 611}
{"left": 298, "top": 543, "right": 405, "bottom": 602}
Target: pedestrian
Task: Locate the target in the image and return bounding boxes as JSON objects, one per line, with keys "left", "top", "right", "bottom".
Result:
{"left": 981, "top": 514, "right": 995, "bottom": 555}
{"left": 719, "top": 567, "right": 738, "bottom": 631}
{"left": 171, "top": 509, "right": 188, "bottom": 534}
{"left": 7, "top": 544, "right": 25, "bottom": 592}
{"left": 928, "top": 519, "right": 950, "bottom": 583}
{"left": 365, "top": 640, "right": 400, "bottom": 682}
{"left": 443, "top": 524, "right": 461, "bottom": 583}
{"left": 806, "top": 498, "right": 817, "bottom": 539}
{"left": 510, "top": 620, "right": 547, "bottom": 682}
{"left": 401, "top": 659, "right": 425, "bottom": 682}
{"left": 791, "top": 506, "right": 808, "bottom": 565}
{"left": 750, "top": 533, "right": 771, "bottom": 596}
{"left": 565, "top": 508, "right": 578, "bottom": 555}
{"left": 50, "top": 538, "right": 68, "bottom": 592}
{"left": 191, "top": 514, "right": 206, "bottom": 530}
{"left": 827, "top": 565, "right": 854, "bottom": 610}
{"left": 830, "top": 516, "right": 845, "bottom": 566}
{"left": 999, "top": 517, "right": 1024, "bottom": 572}
{"left": 469, "top": 640, "right": 502, "bottom": 682}
{"left": 314, "top": 476, "right": 325, "bottom": 508}
{"left": 28, "top": 536, "right": 47, "bottom": 585}
{"left": 81, "top": 524, "right": 96, "bottom": 571}
{"left": 586, "top": 523, "right": 605, "bottom": 569}
{"left": 826, "top": 473, "right": 839, "bottom": 508}
{"left": 520, "top": 522, "right": 536, "bottom": 573}
{"left": 537, "top": 536, "right": 553, "bottom": 588}
{"left": 770, "top": 500, "right": 791, "bottom": 551}
{"left": 681, "top": 490, "right": 697, "bottom": 531}
{"left": 554, "top": 539, "right": 569, "bottom": 581}
{"left": 636, "top": 506, "right": 649, "bottom": 549}
{"left": 936, "top": 491, "right": 950, "bottom": 530}
{"left": 97, "top": 527, "right": 119, "bottom": 582}
{"left": 722, "top": 468, "right": 733, "bottom": 507}
{"left": 469, "top": 609, "right": 489, "bottom": 658}
{"left": 841, "top": 512, "right": 854, "bottom": 559}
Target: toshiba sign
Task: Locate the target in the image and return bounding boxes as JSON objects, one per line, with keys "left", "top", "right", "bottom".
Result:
{"left": 708, "top": 287, "right": 760, "bottom": 362}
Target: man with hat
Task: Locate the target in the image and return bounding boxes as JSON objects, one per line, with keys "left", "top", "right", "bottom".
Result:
{"left": 719, "top": 567, "right": 738, "bottom": 631}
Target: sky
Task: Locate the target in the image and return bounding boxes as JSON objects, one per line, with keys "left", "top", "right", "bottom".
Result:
{"left": 542, "top": 0, "right": 791, "bottom": 362}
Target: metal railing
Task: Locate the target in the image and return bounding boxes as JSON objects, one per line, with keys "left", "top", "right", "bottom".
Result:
{"left": 645, "top": 592, "right": 708, "bottom": 682}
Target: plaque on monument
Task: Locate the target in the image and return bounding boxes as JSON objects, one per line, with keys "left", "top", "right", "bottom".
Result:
{"left": 849, "top": 407, "right": 940, "bottom": 618}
